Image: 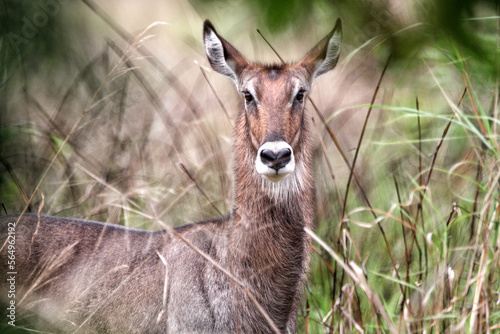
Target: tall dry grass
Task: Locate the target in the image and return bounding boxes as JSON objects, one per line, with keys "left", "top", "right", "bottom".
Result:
{"left": 1, "top": 0, "right": 499, "bottom": 333}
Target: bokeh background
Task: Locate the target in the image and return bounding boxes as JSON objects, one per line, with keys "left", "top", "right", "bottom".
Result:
{"left": 1, "top": 0, "right": 499, "bottom": 332}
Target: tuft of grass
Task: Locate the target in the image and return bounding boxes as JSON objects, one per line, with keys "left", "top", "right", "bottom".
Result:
{"left": 301, "top": 13, "right": 500, "bottom": 333}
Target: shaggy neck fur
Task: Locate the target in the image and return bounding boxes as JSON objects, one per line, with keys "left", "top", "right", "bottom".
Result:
{"left": 227, "top": 106, "right": 315, "bottom": 332}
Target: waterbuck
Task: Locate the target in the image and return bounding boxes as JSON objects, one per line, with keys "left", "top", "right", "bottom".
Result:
{"left": 0, "top": 19, "right": 342, "bottom": 333}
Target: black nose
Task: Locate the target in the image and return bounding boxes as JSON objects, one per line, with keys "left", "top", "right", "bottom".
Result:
{"left": 260, "top": 148, "right": 292, "bottom": 172}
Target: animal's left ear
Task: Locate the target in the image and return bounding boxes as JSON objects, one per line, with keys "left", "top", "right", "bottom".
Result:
{"left": 300, "top": 18, "right": 342, "bottom": 82}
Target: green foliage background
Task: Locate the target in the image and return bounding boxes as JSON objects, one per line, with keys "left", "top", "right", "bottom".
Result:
{"left": 1, "top": 0, "right": 499, "bottom": 332}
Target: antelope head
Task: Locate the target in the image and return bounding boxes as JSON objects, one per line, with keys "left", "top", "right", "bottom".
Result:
{"left": 203, "top": 20, "right": 342, "bottom": 184}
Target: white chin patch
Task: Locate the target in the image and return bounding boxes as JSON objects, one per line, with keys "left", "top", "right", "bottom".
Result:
{"left": 255, "top": 141, "right": 295, "bottom": 183}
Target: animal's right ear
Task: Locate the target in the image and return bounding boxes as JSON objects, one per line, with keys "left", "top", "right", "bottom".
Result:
{"left": 203, "top": 20, "right": 249, "bottom": 85}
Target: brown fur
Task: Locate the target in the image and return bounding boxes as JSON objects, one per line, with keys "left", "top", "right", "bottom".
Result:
{"left": 0, "top": 19, "right": 341, "bottom": 333}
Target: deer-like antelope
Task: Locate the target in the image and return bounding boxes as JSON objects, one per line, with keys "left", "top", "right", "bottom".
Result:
{"left": 0, "top": 19, "right": 341, "bottom": 333}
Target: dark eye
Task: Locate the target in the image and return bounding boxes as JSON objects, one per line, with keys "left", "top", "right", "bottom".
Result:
{"left": 296, "top": 90, "right": 305, "bottom": 103}
{"left": 244, "top": 91, "right": 253, "bottom": 103}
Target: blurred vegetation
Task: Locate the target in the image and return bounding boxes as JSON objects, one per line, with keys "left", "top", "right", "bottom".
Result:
{"left": 1, "top": 0, "right": 499, "bottom": 332}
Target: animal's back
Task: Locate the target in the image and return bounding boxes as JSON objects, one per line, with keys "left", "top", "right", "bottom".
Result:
{"left": 0, "top": 214, "right": 231, "bottom": 333}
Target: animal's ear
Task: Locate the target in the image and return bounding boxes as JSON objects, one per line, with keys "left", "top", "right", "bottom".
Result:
{"left": 203, "top": 20, "right": 249, "bottom": 85}
{"left": 300, "top": 18, "right": 342, "bottom": 82}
